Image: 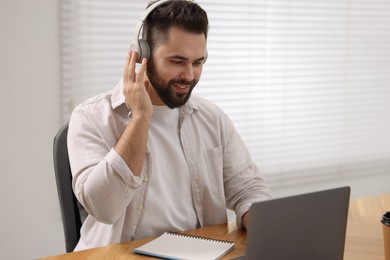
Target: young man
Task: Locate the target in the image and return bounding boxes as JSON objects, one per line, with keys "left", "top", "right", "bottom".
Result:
{"left": 68, "top": 0, "right": 271, "bottom": 251}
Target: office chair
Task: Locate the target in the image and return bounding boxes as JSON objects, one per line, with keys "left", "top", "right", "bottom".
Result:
{"left": 53, "top": 123, "right": 86, "bottom": 252}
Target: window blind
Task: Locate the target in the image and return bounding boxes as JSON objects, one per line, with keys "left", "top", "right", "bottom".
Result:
{"left": 61, "top": 0, "right": 390, "bottom": 188}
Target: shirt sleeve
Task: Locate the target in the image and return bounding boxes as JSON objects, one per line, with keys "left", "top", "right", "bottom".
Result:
{"left": 67, "top": 107, "right": 143, "bottom": 224}
{"left": 219, "top": 110, "right": 272, "bottom": 228}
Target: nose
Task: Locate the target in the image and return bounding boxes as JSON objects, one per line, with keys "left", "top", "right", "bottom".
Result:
{"left": 180, "top": 64, "right": 194, "bottom": 82}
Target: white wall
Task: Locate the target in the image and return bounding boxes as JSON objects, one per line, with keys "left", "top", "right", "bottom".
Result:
{"left": 0, "top": 1, "right": 389, "bottom": 260}
{"left": 0, "top": 0, "right": 65, "bottom": 259}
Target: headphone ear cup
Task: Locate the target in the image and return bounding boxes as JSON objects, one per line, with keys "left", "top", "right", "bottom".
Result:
{"left": 129, "top": 41, "right": 140, "bottom": 55}
{"left": 138, "top": 39, "right": 151, "bottom": 63}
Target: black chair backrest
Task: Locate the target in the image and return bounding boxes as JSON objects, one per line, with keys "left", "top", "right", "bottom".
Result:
{"left": 53, "top": 123, "right": 82, "bottom": 252}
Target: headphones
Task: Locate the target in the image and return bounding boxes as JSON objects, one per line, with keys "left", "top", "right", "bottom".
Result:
{"left": 129, "top": 0, "right": 208, "bottom": 64}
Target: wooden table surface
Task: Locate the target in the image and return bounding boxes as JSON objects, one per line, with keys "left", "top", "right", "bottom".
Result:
{"left": 38, "top": 194, "right": 390, "bottom": 260}
{"left": 344, "top": 194, "right": 390, "bottom": 260}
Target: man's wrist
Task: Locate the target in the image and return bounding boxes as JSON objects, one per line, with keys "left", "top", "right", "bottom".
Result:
{"left": 130, "top": 113, "right": 152, "bottom": 124}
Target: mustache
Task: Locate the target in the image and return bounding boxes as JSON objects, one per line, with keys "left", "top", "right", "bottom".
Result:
{"left": 169, "top": 79, "right": 198, "bottom": 87}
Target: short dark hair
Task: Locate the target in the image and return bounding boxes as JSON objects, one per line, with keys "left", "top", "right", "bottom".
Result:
{"left": 144, "top": 0, "right": 209, "bottom": 54}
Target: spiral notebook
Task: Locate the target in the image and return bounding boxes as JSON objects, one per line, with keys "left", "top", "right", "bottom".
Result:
{"left": 133, "top": 231, "right": 235, "bottom": 260}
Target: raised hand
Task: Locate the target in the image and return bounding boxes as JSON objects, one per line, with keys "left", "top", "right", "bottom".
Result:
{"left": 123, "top": 51, "right": 153, "bottom": 120}
{"left": 115, "top": 51, "right": 153, "bottom": 176}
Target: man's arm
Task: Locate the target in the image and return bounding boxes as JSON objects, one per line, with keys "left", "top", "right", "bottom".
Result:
{"left": 115, "top": 51, "right": 153, "bottom": 176}
{"left": 67, "top": 52, "right": 153, "bottom": 224}
{"left": 220, "top": 108, "right": 272, "bottom": 229}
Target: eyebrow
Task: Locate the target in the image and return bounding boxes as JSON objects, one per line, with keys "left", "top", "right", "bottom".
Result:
{"left": 170, "top": 55, "right": 205, "bottom": 62}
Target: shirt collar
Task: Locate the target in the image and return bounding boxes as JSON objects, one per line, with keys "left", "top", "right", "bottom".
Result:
{"left": 180, "top": 97, "right": 198, "bottom": 115}
{"left": 111, "top": 78, "right": 126, "bottom": 110}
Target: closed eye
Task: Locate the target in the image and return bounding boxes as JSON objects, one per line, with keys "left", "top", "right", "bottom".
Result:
{"left": 171, "top": 60, "right": 183, "bottom": 64}
{"left": 169, "top": 56, "right": 204, "bottom": 66}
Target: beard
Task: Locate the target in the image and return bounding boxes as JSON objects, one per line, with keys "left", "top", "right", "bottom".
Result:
{"left": 146, "top": 58, "right": 198, "bottom": 109}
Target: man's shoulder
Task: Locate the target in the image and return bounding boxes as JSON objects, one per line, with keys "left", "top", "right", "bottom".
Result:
{"left": 188, "top": 95, "right": 229, "bottom": 122}
{"left": 72, "top": 80, "right": 123, "bottom": 115}
{"left": 73, "top": 91, "right": 112, "bottom": 113}
{"left": 190, "top": 94, "right": 222, "bottom": 112}
{"left": 187, "top": 95, "right": 236, "bottom": 135}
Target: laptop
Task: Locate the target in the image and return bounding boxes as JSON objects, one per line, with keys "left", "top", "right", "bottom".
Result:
{"left": 240, "top": 186, "right": 350, "bottom": 260}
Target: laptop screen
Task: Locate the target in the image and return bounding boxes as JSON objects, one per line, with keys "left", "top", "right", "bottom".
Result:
{"left": 245, "top": 186, "right": 350, "bottom": 260}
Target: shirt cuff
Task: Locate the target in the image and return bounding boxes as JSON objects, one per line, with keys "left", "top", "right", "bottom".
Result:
{"left": 104, "top": 148, "right": 143, "bottom": 188}
{"left": 236, "top": 202, "right": 252, "bottom": 228}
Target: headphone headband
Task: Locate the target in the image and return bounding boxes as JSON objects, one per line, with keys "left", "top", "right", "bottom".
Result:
{"left": 129, "top": 0, "right": 207, "bottom": 64}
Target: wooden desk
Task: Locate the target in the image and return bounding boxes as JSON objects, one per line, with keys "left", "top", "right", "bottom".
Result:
{"left": 344, "top": 194, "right": 390, "bottom": 260}
{"left": 39, "top": 194, "right": 390, "bottom": 260}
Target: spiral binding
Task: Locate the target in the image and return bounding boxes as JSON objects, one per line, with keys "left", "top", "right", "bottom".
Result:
{"left": 166, "top": 231, "right": 234, "bottom": 244}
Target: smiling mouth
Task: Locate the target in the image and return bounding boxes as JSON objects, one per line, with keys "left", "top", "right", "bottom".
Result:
{"left": 173, "top": 83, "right": 190, "bottom": 94}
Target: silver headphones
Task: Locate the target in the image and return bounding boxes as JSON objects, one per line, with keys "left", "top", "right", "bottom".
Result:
{"left": 129, "top": 0, "right": 208, "bottom": 64}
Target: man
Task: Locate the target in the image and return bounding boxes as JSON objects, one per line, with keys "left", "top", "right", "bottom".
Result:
{"left": 68, "top": 0, "right": 271, "bottom": 251}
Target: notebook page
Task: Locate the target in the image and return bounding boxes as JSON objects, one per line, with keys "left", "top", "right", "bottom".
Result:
{"left": 133, "top": 232, "right": 235, "bottom": 260}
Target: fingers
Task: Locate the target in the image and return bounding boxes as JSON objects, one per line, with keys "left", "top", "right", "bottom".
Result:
{"left": 124, "top": 51, "right": 147, "bottom": 84}
{"left": 122, "top": 52, "right": 153, "bottom": 118}
{"left": 136, "top": 58, "right": 147, "bottom": 83}
{"left": 125, "top": 51, "right": 137, "bottom": 82}
{"left": 144, "top": 79, "right": 150, "bottom": 91}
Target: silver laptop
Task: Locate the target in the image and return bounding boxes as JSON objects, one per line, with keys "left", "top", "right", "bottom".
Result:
{"left": 243, "top": 186, "right": 350, "bottom": 260}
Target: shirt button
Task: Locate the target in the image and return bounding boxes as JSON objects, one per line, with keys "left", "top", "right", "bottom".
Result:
{"left": 138, "top": 204, "right": 143, "bottom": 210}
{"left": 144, "top": 176, "right": 149, "bottom": 183}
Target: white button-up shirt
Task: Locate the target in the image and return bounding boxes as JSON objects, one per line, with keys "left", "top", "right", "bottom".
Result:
{"left": 67, "top": 80, "right": 271, "bottom": 250}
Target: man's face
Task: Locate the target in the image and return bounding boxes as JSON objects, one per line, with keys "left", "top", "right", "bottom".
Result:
{"left": 146, "top": 26, "right": 207, "bottom": 108}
